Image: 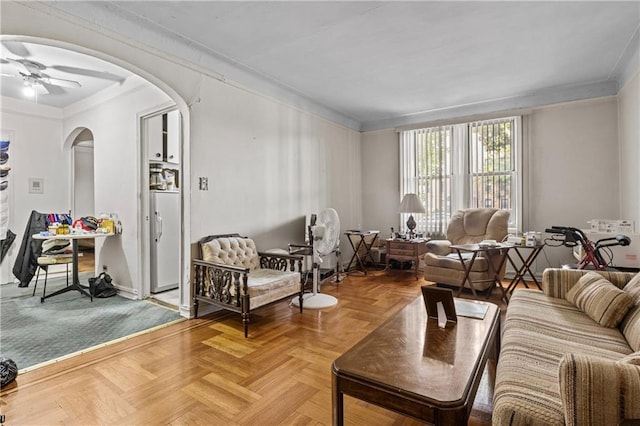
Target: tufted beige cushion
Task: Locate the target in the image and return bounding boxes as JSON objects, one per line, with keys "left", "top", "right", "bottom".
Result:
{"left": 201, "top": 237, "right": 260, "bottom": 270}
{"left": 566, "top": 272, "right": 634, "bottom": 328}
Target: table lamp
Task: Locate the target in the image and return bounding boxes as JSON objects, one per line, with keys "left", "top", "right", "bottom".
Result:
{"left": 398, "top": 193, "right": 426, "bottom": 238}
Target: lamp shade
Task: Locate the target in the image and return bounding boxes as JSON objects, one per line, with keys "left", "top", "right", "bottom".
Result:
{"left": 397, "top": 193, "right": 426, "bottom": 214}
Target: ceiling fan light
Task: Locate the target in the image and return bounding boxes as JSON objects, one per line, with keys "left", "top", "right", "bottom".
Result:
{"left": 22, "top": 84, "right": 36, "bottom": 97}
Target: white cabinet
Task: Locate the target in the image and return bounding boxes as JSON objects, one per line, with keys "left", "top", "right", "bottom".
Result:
{"left": 147, "top": 114, "right": 164, "bottom": 161}
{"left": 166, "top": 110, "right": 180, "bottom": 165}
{"left": 147, "top": 110, "right": 180, "bottom": 165}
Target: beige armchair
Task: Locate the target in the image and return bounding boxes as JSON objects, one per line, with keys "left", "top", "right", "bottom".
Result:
{"left": 423, "top": 208, "right": 510, "bottom": 291}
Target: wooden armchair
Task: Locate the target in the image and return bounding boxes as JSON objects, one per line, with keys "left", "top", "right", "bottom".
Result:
{"left": 192, "top": 233, "right": 304, "bottom": 337}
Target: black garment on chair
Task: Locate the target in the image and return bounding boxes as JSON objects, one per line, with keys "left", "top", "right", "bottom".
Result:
{"left": 0, "top": 229, "right": 16, "bottom": 263}
{"left": 12, "top": 211, "right": 47, "bottom": 287}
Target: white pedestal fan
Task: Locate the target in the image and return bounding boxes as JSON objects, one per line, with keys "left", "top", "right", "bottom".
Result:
{"left": 292, "top": 208, "right": 340, "bottom": 309}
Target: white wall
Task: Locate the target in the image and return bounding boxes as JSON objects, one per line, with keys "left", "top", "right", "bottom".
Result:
{"left": 0, "top": 99, "right": 68, "bottom": 284}
{"left": 362, "top": 96, "right": 622, "bottom": 273}
{"left": 618, "top": 70, "right": 640, "bottom": 228}
{"left": 526, "top": 97, "right": 620, "bottom": 268}
{"left": 189, "top": 73, "right": 362, "bottom": 253}
{"left": 62, "top": 82, "right": 171, "bottom": 292}
{"left": 360, "top": 128, "right": 399, "bottom": 240}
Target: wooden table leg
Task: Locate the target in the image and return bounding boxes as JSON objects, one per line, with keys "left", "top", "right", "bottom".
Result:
{"left": 332, "top": 372, "right": 344, "bottom": 426}
{"left": 455, "top": 250, "right": 478, "bottom": 298}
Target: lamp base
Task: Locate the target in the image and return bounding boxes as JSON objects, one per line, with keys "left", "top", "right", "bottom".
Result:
{"left": 406, "top": 214, "right": 416, "bottom": 238}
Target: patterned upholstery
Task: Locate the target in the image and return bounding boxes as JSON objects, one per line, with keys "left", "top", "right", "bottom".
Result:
{"left": 494, "top": 269, "right": 640, "bottom": 426}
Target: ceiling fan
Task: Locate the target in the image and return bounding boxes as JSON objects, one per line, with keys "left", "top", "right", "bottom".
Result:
{"left": 1, "top": 58, "right": 82, "bottom": 94}
{"left": 0, "top": 40, "right": 127, "bottom": 98}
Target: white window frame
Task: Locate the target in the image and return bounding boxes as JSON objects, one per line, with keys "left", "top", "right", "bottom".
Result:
{"left": 399, "top": 116, "right": 522, "bottom": 237}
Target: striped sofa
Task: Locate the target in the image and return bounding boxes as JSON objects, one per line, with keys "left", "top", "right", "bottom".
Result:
{"left": 494, "top": 268, "right": 640, "bottom": 426}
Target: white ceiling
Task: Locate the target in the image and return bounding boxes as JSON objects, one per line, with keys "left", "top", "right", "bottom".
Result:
{"left": 3, "top": 1, "right": 639, "bottom": 130}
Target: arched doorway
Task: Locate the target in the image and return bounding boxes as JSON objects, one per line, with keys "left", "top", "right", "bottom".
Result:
{"left": 3, "top": 38, "right": 190, "bottom": 316}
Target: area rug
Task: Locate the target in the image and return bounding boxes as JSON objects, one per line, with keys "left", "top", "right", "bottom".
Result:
{"left": 0, "top": 275, "right": 183, "bottom": 371}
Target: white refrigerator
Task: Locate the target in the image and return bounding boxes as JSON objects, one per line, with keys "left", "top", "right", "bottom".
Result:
{"left": 150, "top": 190, "right": 180, "bottom": 293}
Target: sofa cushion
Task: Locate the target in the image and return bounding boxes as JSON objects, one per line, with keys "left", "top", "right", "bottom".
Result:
{"left": 623, "top": 272, "right": 640, "bottom": 303}
{"left": 621, "top": 306, "right": 640, "bottom": 352}
{"left": 424, "top": 251, "right": 489, "bottom": 272}
{"left": 201, "top": 237, "right": 260, "bottom": 269}
{"left": 565, "top": 272, "right": 634, "bottom": 328}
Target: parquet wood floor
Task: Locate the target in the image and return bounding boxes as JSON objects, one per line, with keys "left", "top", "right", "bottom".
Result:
{"left": 0, "top": 269, "right": 517, "bottom": 425}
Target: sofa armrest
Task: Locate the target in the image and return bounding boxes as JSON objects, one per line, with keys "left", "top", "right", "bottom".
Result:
{"left": 559, "top": 354, "right": 640, "bottom": 426}
{"left": 426, "top": 239, "right": 452, "bottom": 256}
{"left": 192, "top": 259, "right": 249, "bottom": 306}
{"left": 542, "top": 268, "right": 637, "bottom": 299}
{"left": 258, "top": 251, "right": 304, "bottom": 272}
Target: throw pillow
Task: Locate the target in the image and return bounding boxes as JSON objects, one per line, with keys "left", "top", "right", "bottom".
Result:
{"left": 623, "top": 272, "right": 640, "bottom": 304}
{"left": 617, "top": 351, "right": 640, "bottom": 366}
{"left": 566, "top": 272, "right": 634, "bottom": 328}
{"left": 620, "top": 306, "right": 640, "bottom": 352}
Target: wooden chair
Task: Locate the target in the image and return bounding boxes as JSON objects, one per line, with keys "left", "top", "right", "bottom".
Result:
{"left": 192, "top": 234, "right": 304, "bottom": 337}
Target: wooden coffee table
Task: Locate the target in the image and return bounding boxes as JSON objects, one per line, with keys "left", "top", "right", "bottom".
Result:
{"left": 332, "top": 296, "right": 500, "bottom": 425}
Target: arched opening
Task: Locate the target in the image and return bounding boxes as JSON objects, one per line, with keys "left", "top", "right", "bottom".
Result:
{"left": 1, "top": 37, "right": 191, "bottom": 316}
{"left": 71, "top": 127, "right": 96, "bottom": 274}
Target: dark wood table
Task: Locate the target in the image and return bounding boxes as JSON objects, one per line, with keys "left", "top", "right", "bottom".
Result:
{"left": 344, "top": 230, "right": 379, "bottom": 275}
{"left": 332, "top": 296, "right": 500, "bottom": 425}
{"left": 385, "top": 238, "right": 429, "bottom": 280}
{"left": 505, "top": 243, "right": 545, "bottom": 293}
{"left": 449, "top": 243, "right": 511, "bottom": 302}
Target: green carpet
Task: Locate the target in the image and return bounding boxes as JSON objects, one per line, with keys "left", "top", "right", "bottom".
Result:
{"left": 0, "top": 273, "right": 183, "bottom": 371}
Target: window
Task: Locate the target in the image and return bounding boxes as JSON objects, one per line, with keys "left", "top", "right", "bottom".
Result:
{"left": 399, "top": 117, "right": 521, "bottom": 238}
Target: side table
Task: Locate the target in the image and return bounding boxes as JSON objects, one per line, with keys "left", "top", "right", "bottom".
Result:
{"left": 385, "top": 238, "right": 428, "bottom": 280}
{"left": 505, "top": 243, "right": 545, "bottom": 293}
{"left": 450, "top": 243, "right": 511, "bottom": 303}
{"left": 344, "top": 230, "right": 379, "bottom": 275}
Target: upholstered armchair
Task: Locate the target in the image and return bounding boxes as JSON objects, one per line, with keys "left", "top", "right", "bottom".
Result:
{"left": 423, "top": 208, "right": 510, "bottom": 291}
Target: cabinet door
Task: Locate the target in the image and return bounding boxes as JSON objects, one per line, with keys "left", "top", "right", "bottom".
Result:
{"left": 166, "top": 110, "right": 180, "bottom": 165}
{"left": 147, "top": 114, "right": 164, "bottom": 161}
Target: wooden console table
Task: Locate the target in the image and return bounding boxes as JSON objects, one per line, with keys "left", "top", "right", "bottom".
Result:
{"left": 332, "top": 296, "right": 500, "bottom": 425}
{"left": 385, "top": 238, "right": 428, "bottom": 280}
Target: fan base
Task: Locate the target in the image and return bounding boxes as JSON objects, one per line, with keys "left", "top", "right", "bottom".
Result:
{"left": 291, "top": 293, "right": 338, "bottom": 309}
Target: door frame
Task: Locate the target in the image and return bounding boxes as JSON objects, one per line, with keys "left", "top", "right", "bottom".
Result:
{"left": 138, "top": 103, "right": 182, "bottom": 302}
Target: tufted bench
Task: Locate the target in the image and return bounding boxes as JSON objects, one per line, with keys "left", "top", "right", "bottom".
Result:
{"left": 192, "top": 234, "right": 304, "bottom": 337}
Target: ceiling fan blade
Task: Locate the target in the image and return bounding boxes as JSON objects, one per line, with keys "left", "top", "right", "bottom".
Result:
{"left": 50, "top": 65, "right": 124, "bottom": 82}
{"left": 2, "top": 41, "right": 31, "bottom": 58}
{"left": 40, "top": 76, "right": 81, "bottom": 89}
{"left": 40, "top": 82, "right": 65, "bottom": 95}
{"left": 4, "top": 58, "right": 32, "bottom": 75}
